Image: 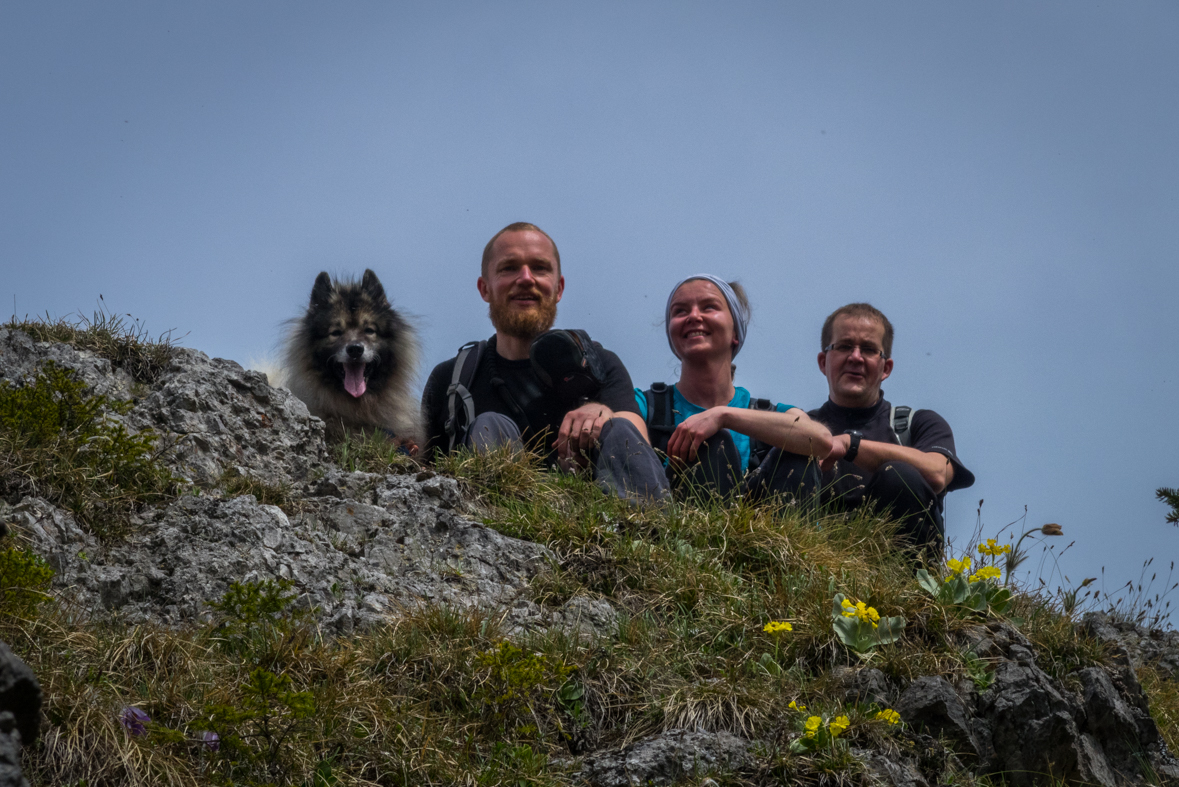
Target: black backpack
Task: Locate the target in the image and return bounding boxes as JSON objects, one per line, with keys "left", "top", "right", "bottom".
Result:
{"left": 442, "top": 330, "right": 608, "bottom": 451}
{"left": 529, "top": 329, "right": 606, "bottom": 407}
{"left": 642, "top": 383, "right": 777, "bottom": 471}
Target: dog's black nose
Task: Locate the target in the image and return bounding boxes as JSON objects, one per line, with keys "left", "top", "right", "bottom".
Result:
{"left": 346, "top": 344, "right": 365, "bottom": 359}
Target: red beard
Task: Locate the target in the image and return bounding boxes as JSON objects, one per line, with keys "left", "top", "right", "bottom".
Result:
{"left": 489, "top": 291, "right": 558, "bottom": 340}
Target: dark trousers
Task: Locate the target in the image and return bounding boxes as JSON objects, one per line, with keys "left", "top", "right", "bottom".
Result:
{"left": 667, "top": 429, "right": 745, "bottom": 498}
{"left": 465, "top": 412, "right": 670, "bottom": 503}
{"left": 741, "top": 446, "right": 823, "bottom": 502}
{"left": 825, "top": 460, "right": 943, "bottom": 554}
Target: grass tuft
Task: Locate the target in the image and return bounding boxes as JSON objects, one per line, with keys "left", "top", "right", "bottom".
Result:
{"left": 330, "top": 428, "right": 420, "bottom": 476}
{"left": 5, "top": 307, "right": 178, "bottom": 385}
{"left": 0, "top": 362, "right": 181, "bottom": 538}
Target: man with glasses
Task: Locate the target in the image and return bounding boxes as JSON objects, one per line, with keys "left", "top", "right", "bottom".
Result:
{"left": 807, "top": 303, "right": 974, "bottom": 557}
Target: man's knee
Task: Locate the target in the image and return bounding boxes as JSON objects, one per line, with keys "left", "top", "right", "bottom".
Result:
{"left": 596, "top": 418, "right": 669, "bottom": 502}
{"left": 870, "top": 461, "right": 935, "bottom": 506}
{"left": 464, "top": 412, "right": 523, "bottom": 451}
{"left": 744, "top": 448, "right": 821, "bottom": 501}
{"left": 867, "top": 461, "right": 943, "bottom": 553}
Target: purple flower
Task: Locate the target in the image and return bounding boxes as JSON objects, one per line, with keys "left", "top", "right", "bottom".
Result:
{"left": 120, "top": 706, "right": 150, "bottom": 736}
{"left": 200, "top": 730, "right": 220, "bottom": 752}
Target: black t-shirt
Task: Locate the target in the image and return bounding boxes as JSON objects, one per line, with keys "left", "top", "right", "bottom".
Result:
{"left": 421, "top": 335, "right": 642, "bottom": 461}
{"left": 807, "top": 395, "right": 975, "bottom": 495}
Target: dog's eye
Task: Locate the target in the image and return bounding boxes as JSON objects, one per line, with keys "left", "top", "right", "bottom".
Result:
{"left": 364, "top": 327, "right": 376, "bottom": 335}
{"left": 329, "top": 330, "right": 343, "bottom": 337}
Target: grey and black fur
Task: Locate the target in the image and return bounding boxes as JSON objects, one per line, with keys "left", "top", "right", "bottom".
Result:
{"left": 284, "top": 269, "right": 420, "bottom": 441}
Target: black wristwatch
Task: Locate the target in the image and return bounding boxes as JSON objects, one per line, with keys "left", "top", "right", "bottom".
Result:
{"left": 843, "top": 430, "right": 863, "bottom": 463}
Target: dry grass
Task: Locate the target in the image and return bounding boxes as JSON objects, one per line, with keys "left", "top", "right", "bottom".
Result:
{"left": 5, "top": 307, "right": 178, "bottom": 385}
{"left": 1138, "top": 664, "right": 1179, "bottom": 755}
{"left": 0, "top": 448, "right": 1154, "bottom": 786}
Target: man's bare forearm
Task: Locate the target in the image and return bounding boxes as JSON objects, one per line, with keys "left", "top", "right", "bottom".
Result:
{"left": 721, "top": 407, "right": 833, "bottom": 459}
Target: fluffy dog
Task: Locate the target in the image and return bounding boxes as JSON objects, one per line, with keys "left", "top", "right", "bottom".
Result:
{"left": 284, "top": 269, "right": 420, "bottom": 442}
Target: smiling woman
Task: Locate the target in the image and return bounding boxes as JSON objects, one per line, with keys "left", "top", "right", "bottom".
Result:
{"left": 635, "top": 274, "right": 833, "bottom": 497}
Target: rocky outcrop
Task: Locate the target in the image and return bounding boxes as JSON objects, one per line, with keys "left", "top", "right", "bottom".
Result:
{"left": 958, "top": 620, "right": 1176, "bottom": 786}
{"left": 1082, "top": 611, "right": 1179, "bottom": 680}
{"left": 0, "top": 641, "right": 40, "bottom": 787}
{"left": 0, "top": 331, "right": 616, "bottom": 638}
{"left": 576, "top": 729, "right": 752, "bottom": 787}
{"left": 3, "top": 479, "right": 614, "bottom": 638}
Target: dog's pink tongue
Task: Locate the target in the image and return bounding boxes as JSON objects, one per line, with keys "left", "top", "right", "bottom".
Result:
{"left": 343, "top": 362, "right": 367, "bottom": 398}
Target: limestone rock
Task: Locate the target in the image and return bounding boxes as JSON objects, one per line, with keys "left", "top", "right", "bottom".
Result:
{"left": 856, "top": 748, "right": 929, "bottom": 787}
{"left": 577, "top": 729, "right": 752, "bottom": 787}
{"left": 0, "top": 328, "right": 134, "bottom": 403}
{"left": 5, "top": 478, "right": 615, "bottom": 638}
{"left": 124, "top": 348, "right": 328, "bottom": 487}
{"left": 833, "top": 666, "right": 896, "bottom": 707}
{"left": 896, "top": 676, "right": 978, "bottom": 756}
{"left": 0, "top": 640, "right": 39, "bottom": 787}
{"left": 0, "top": 642, "right": 38, "bottom": 749}
{"left": 1081, "top": 611, "right": 1179, "bottom": 680}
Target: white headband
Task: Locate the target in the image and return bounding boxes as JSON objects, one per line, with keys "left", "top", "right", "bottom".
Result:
{"left": 665, "top": 274, "right": 750, "bottom": 359}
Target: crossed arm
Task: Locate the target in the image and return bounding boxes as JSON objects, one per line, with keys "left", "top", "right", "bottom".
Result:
{"left": 821, "top": 434, "right": 955, "bottom": 494}
{"left": 665, "top": 406, "right": 834, "bottom": 463}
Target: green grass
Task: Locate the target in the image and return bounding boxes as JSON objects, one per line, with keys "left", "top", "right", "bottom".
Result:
{"left": 331, "top": 429, "right": 420, "bottom": 476}
{"left": 0, "top": 446, "right": 1163, "bottom": 786}
{"left": 5, "top": 307, "right": 178, "bottom": 385}
{"left": 0, "top": 362, "right": 181, "bottom": 538}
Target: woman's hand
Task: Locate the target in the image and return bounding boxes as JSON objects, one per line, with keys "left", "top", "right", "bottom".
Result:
{"left": 666, "top": 407, "right": 729, "bottom": 462}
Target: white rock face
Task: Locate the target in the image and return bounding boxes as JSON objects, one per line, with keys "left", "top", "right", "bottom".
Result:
{"left": 0, "top": 332, "right": 616, "bottom": 638}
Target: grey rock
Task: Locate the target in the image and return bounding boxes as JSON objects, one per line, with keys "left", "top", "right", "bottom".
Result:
{"left": 896, "top": 676, "right": 977, "bottom": 755}
{"left": 7, "top": 482, "right": 615, "bottom": 638}
{"left": 1081, "top": 611, "right": 1179, "bottom": 680}
{"left": 124, "top": 348, "right": 328, "bottom": 488}
{"left": 0, "top": 725, "right": 26, "bottom": 787}
{"left": 0, "top": 642, "right": 39, "bottom": 747}
{"left": 0, "top": 641, "right": 39, "bottom": 787}
{"left": 855, "top": 748, "right": 929, "bottom": 787}
{"left": 833, "top": 666, "right": 895, "bottom": 707}
{"left": 975, "top": 660, "right": 1114, "bottom": 786}
{"left": 578, "top": 729, "right": 752, "bottom": 787}
{"left": 0, "top": 328, "right": 134, "bottom": 404}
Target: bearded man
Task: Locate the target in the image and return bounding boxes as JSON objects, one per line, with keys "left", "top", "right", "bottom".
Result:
{"left": 421, "top": 222, "right": 668, "bottom": 501}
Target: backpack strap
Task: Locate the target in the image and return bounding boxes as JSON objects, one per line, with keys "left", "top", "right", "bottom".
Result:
{"left": 890, "top": 405, "right": 915, "bottom": 447}
{"left": 746, "top": 397, "right": 775, "bottom": 470}
{"left": 444, "top": 340, "right": 486, "bottom": 451}
{"left": 643, "top": 382, "right": 676, "bottom": 454}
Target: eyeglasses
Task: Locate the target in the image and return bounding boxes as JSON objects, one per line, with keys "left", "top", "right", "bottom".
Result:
{"left": 823, "top": 342, "right": 885, "bottom": 359}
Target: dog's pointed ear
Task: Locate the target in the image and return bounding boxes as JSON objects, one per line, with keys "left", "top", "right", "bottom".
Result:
{"left": 311, "top": 272, "right": 334, "bottom": 308}
{"left": 361, "top": 269, "right": 388, "bottom": 304}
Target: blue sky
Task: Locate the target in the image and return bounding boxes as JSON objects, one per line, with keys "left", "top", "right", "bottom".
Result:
{"left": 3, "top": 1, "right": 1177, "bottom": 618}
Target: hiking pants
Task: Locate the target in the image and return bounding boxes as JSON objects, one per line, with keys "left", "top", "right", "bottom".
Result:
{"left": 464, "top": 412, "right": 669, "bottom": 503}
{"left": 825, "top": 460, "right": 943, "bottom": 555}
{"left": 667, "top": 429, "right": 744, "bottom": 498}
{"left": 741, "top": 447, "right": 823, "bottom": 502}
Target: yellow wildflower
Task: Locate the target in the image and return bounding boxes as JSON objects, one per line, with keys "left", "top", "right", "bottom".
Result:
{"left": 763, "top": 620, "right": 793, "bottom": 634}
{"left": 804, "top": 715, "right": 822, "bottom": 737}
{"left": 829, "top": 715, "right": 850, "bottom": 737}
{"left": 978, "top": 539, "right": 1012, "bottom": 557}
{"left": 969, "top": 566, "right": 1002, "bottom": 582}
{"left": 946, "top": 556, "right": 972, "bottom": 576}
{"left": 844, "top": 600, "right": 881, "bottom": 628}
{"left": 789, "top": 700, "right": 807, "bottom": 712}
{"left": 875, "top": 709, "right": 901, "bottom": 725}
